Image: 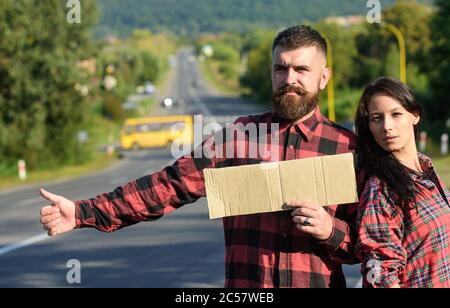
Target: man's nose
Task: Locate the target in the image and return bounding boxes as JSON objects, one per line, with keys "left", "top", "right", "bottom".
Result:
{"left": 284, "top": 67, "right": 298, "bottom": 85}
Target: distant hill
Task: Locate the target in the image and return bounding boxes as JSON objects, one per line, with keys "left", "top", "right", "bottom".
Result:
{"left": 96, "top": 0, "right": 404, "bottom": 36}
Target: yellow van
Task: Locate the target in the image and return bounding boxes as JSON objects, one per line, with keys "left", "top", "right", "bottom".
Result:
{"left": 120, "top": 115, "right": 193, "bottom": 150}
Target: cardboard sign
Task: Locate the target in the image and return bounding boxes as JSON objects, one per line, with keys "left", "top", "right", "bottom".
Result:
{"left": 204, "top": 153, "right": 358, "bottom": 219}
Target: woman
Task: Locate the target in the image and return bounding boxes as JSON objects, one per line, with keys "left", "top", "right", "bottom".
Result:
{"left": 355, "top": 77, "right": 450, "bottom": 288}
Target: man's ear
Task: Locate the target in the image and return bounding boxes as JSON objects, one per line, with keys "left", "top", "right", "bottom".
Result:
{"left": 319, "top": 67, "right": 332, "bottom": 90}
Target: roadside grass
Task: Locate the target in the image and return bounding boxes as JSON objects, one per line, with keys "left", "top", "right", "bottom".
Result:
{"left": 199, "top": 59, "right": 244, "bottom": 95}
{"left": 0, "top": 152, "right": 117, "bottom": 190}
{"left": 433, "top": 155, "right": 450, "bottom": 187}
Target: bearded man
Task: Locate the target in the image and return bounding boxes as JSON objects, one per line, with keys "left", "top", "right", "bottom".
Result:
{"left": 39, "top": 25, "right": 358, "bottom": 288}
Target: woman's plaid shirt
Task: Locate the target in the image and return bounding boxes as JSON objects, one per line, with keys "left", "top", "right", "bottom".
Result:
{"left": 356, "top": 153, "right": 450, "bottom": 288}
{"left": 75, "top": 107, "right": 358, "bottom": 288}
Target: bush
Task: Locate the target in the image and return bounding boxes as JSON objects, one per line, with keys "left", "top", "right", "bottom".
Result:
{"left": 211, "top": 42, "right": 240, "bottom": 62}
{"left": 102, "top": 94, "right": 126, "bottom": 122}
{"left": 139, "top": 51, "right": 160, "bottom": 83}
{"left": 219, "top": 63, "right": 237, "bottom": 79}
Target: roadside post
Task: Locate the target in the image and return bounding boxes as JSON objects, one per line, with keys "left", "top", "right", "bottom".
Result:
{"left": 18, "top": 159, "right": 27, "bottom": 181}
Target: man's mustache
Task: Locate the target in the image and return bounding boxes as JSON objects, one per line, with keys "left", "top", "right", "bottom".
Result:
{"left": 274, "top": 85, "right": 307, "bottom": 97}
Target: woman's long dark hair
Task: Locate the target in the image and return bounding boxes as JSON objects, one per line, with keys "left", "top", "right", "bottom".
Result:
{"left": 355, "top": 77, "right": 423, "bottom": 207}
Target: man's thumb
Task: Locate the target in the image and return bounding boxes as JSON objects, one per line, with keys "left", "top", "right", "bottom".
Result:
{"left": 40, "top": 188, "right": 59, "bottom": 203}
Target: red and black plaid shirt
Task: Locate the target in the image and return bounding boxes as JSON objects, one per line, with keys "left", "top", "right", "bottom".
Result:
{"left": 75, "top": 107, "right": 358, "bottom": 288}
{"left": 356, "top": 153, "right": 450, "bottom": 288}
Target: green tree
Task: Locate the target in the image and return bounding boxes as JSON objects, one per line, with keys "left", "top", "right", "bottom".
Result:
{"left": 139, "top": 51, "right": 160, "bottom": 83}
{"left": 240, "top": 35, "right": 273, "bottom": 103}
{"left": 211, "top": 41, "right": 240, "bottom": 62}
{"left": 383, "top": 1, "right": 432, "bottom": 67}
{"left": 385, "top": 44, "right": 400, "bottom": 78}
{"left": 315, "top": 22, "right": 359, "bottom": 89}
{"left": 353, "top": 1, "right": 432, "bottom": 91}
{"left": 0, "top": 0, "right": 98, "bottom": 168}
{"left": 428, "top": 0, "right": 450, "bottom": 130}
{"left": 352, "top": 25, "right": 386, "bottom": 87}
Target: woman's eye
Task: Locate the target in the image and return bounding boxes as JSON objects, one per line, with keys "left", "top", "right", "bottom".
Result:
{"left": 371, "top": 117, "right": 381, "bottom": 122}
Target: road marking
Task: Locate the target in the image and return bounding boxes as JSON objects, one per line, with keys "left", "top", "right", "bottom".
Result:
{"left": 17, "top": 197, "right": 43, "bottom": 207}
{"left": 0, "top": 233, "right": 49, "bottom": 257}
{"left": 188, "top": 86, "right": 213, "bottom": 117}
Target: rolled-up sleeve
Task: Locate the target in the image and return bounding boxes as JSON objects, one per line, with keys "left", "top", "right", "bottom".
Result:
{"left": 355, "top": 177, "right": 406, "bottom": 288}
{"left": 75, "top": 140, "right": 216, "bottom": 232}
{"left": 319, "top": 202, "right": 359, "bottom": 264}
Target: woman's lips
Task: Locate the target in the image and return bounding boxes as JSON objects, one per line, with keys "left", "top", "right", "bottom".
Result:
{"left": 384, "top": 136, "right": 399, "bottom": 142}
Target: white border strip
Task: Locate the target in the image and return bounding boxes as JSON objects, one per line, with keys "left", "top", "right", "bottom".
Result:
{"left": 0, "top": 233, "right": 49, "bottom": 257}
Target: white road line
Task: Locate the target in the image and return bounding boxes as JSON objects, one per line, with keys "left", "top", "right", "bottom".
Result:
{"left": 0, "top": 233, "right": 49, "bottom": 257}
{"left": 188, "top": 86, "right": 213, "bottom": 117}
{"left": 16, "top": 197, "right": 43, "bottom": 207}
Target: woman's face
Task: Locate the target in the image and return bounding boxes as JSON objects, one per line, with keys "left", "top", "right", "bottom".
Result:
{"left": 368, "top": 95, "right": 420, "bottom": 155}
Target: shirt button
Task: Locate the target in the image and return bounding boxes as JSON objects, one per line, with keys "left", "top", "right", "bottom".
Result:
{"left": 280, "top": 264, "right": 287, "bottom": 270}
{"left": 289, "top": 145, "right": 294, "bottom": 150}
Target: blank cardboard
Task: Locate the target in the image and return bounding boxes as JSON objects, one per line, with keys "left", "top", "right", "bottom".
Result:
{"left": 204, "top": 153, "right": 358, "bottom": 219}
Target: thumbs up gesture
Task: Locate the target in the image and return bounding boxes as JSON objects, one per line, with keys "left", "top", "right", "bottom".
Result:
{"left": 39, "top": 188, "right": 76, "bottom": 236}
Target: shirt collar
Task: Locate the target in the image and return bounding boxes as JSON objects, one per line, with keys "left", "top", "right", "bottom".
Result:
{"left": 408, "top": 153, "right": 435, "bottom": 184}
{"left": 418, "top": 152, "right": 433, "bottom": 172}
{"left": 270, "top": 107, "right": 323, "bottom": 142}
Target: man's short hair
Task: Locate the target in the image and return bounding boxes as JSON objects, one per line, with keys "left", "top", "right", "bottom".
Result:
{"left": 272, "top": 25, "right": 327, "bottom": 56}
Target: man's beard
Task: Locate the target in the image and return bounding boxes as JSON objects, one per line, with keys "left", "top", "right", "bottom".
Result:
{"left": 272, "top": 85, "right": 320, "bottom": 121}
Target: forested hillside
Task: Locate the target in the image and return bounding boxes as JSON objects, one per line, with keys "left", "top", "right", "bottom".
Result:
{"left": 97, "top": 0, "right": 402, "bottom": 36}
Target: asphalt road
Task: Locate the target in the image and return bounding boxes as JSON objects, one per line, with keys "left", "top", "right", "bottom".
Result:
{"left": 0, "top": 49, "right": 361, "bottom": 288}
